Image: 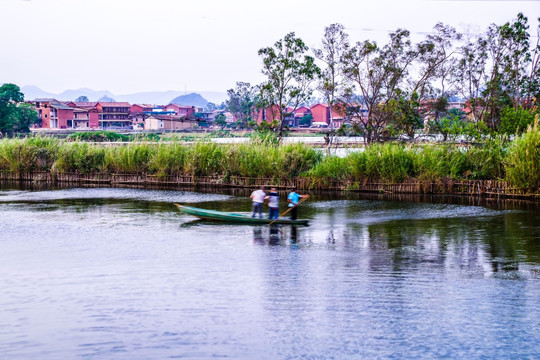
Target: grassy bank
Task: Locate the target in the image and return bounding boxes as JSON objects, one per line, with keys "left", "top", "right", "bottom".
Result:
{"left": 1, "top": 120, "right": 539, "bottom": 191}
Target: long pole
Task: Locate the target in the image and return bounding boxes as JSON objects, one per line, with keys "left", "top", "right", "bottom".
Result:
{"left": 269, "top": 195, "right": 309, "bottom": 225}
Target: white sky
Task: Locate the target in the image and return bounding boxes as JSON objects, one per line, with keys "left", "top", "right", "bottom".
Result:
{"left": 1, "top": 0, "right": 539, "bottom": 94}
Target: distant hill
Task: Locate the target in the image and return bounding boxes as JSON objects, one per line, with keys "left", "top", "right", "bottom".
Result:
{"left": 170, "top": 93, "right": 208, "bottom": 108}
{"left": 20, "top": 86, "right": 227, "bottom": 105}
{"left": 98, "top": 95, "right": 116, "bottom": 102}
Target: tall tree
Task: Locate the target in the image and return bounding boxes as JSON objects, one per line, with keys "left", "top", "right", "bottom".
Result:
{"left": 416, "top": 23, "right": 462, "bottom": 139}
{"left": 498, "top": 13, "right": 539, "bottom": 110}
{"left": 523, "top": 17, "right": 540, "bottom": 108}
{"left": 14, "top": 103, "right": 39, "bottom": 133}
{"left": 453, "top": 30, "right": 490, "bottom": 127}
{"left": 258, "top": 32, "right": 321, "bottom": 138}
{"left": 453, "top": 14, "right": 539, "bottom": 130}
{"left": 341, "top": 29, "right": 416, "bottom": 144}
{"left": 76, "top": 95, "right": 89, "bottom": 102}
{"left": 225, "top": 82, "right": 259, "bottom": 127}
{"left": 313, "top": 23, "right": 349, "bottom": 145}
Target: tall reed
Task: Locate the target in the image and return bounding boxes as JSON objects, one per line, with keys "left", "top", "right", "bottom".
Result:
{"left": 102, "top": 143, "right": 156, "bottom": 174}
{"left": 148, "top": 143, "right": 189, "bottom": 177}
{"left": 0, "top": 135, "right": 536, "bottom": 192}
{"left": 505, "top": 117, "right": 540, "bottom": 190}
{"left": 53, "top": 143, "right": 106, "bottom": 174}
{"left": 0, "top": 137, "right": 59, "bottom": 172}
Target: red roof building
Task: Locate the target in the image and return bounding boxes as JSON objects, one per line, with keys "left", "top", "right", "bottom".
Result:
{"left": 30, "top": 98, "right": 75, "bottom": 129}
{"left": 65, "top": 101, "right": 101, "bottom": 128}
{"left": 310, "top": 103, "right": 348, "bottom": 127}
{"left": 310, "top": 104, "right": 331, "bottom": 125}
{"left": 98, "top": 102, "right": 131, "bottom": 129}
{"left": 257, "top": 105, "right": 294, "bottom": 125}
{"left": 293, "top": 106, "right": 311, "bottom": 118}
{"left": 164, "top": 104, "right": 196, "bottom": 118}
{"left": 130, "top": 104, "right": 154, "bottom": 114}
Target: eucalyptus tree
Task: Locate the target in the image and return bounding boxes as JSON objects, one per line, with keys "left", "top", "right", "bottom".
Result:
{"left": 498, "top": 13, "right": 539, "bottom": 110}
{"left": 524, "top": 17, "right": 540, "bottom": 108}
{"left": 452, "top": 30, "right": 490, "bottom": 127}
{"left": 386, "top": 24, "right": 462, "bottom": 140}
{"left": 341, "top": 29, "right": 416, "bottom": 144}
{"left": 258, "top": 32, "right": 321, "bottom": 138}
{"left": 313, "top": 23, "right": 349, "bottom": 144}
{"left": 225, "top": 82, "right": 260, "bottom": 127}
{"left": 415, "top": 23, "right": 462, "bottom": 140}
{"left": 454, "top": 13, "right": 539, "bottom": 130}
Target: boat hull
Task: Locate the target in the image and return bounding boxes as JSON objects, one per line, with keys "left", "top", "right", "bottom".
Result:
{"left": 175, "top": 204, "right": 309, "bottom": 225}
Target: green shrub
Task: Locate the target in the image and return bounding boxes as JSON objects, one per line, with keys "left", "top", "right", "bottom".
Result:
{"left": 499, "top": 106, "right": 538, "bottom": 136}
{"left": 67, "top": 131, "right": 130, "bottom": 142}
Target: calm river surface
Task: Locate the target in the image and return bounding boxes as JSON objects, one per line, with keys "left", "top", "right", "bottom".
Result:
{"left": 0, "top": 185, "right": 539, "bottom": 359}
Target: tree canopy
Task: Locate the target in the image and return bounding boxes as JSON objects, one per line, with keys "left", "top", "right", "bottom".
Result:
{"left": 0, "top": 83, "right": 38, "bottom": 136}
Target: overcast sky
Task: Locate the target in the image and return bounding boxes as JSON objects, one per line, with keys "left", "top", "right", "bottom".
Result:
{"left": 1, "top": 0, "right": 538, "bottom": 95}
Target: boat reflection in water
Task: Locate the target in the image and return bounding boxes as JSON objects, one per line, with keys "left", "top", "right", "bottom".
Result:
{"left": 253, "top": 225, "right": 300, "bottom": 245}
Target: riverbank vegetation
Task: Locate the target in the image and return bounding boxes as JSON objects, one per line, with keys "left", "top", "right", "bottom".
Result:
{"left": 0, "top": 118, "right": 539, "bottom": 191}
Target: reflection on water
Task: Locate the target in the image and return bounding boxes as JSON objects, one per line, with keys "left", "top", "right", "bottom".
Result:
{"left": 0, "top": 184, "right": 539, "bottom": 359}
{"left": 253, "top": 225, "right": 300, "bottom": 246}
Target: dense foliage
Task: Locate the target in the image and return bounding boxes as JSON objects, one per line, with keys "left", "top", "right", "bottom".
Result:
{"left": 0, "top": 84, "right": 39, "bottom": 136}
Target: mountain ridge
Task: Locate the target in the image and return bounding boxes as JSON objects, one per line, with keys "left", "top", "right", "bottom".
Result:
{"left": 20, "top": 86, "right": 227, "bottom": 106}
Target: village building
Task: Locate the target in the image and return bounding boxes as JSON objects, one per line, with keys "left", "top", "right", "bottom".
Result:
{"left": 293, "top": 106, "right": 312, "bottom": 127}
{"left": 30, "top": 98, "right": 75, "bottom": 129}
{"left": 164, "top": 104, "right": 196, "bottom": 118}
{"left": 98, "top": 102, "right": 131, "bottom": 129}
{"left": 309, "top": 103, "right": 348, "bottom": 128}
{"left": 129, "top": 104, "right": 163, "bottom": 129}
{"left": 145, "top": 115, "right": 198, "bottom": 130}
{"left": 257, "top": 105, "right": 295, "bottom": 125}
{"left": 64, "top": 101, "right": 100, "bottom": 128}
{"left": 71, "top": 107, "right": 99, "bottom": 128}
{"left": 130, "top": 104, "right": 154, "bottom": 114}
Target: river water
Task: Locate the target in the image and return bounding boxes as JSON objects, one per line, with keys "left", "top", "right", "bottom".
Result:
{"left": 0, "top": 185, "right": 539, "bottom": 359}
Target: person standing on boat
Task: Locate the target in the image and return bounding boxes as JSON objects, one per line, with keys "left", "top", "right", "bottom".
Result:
{"left": 250, "top": 186, "right": 266, "bottom": 218}
{"left": 287, "top": 187, "right": 309, "bottom": 220}
{"left": 265, "top": 187, "right": 280, "bottom": 220}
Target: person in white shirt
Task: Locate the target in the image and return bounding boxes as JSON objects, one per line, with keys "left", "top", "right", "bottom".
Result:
{"left": 250, "top": 186, "right": 266, "bottom": 218}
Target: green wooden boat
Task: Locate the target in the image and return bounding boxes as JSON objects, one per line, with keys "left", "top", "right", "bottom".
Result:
{"left": 175, "top": 204, "right": 309, "bottom": 225}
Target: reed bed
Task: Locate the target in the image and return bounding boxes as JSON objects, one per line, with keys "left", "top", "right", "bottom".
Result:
{"left": 0, "top": 123, "right": 539, "bottom": 193}
{"left": 308, "top": 122, "right": 539, "bottom": 191}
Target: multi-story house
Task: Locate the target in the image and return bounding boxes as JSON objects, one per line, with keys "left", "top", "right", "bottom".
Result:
{"left": 65, "top": 101, "right": 100, "bottom": 128}
{"left": 98, "top": 102, "right": 131, "bottom": 129}
{"left": 30, "top": 98, "right": 74, "bottom": 129}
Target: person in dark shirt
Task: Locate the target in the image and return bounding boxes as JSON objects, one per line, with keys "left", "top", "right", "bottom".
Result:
{"left": 265, "top": 187, "right": 279, "bottom": 220}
